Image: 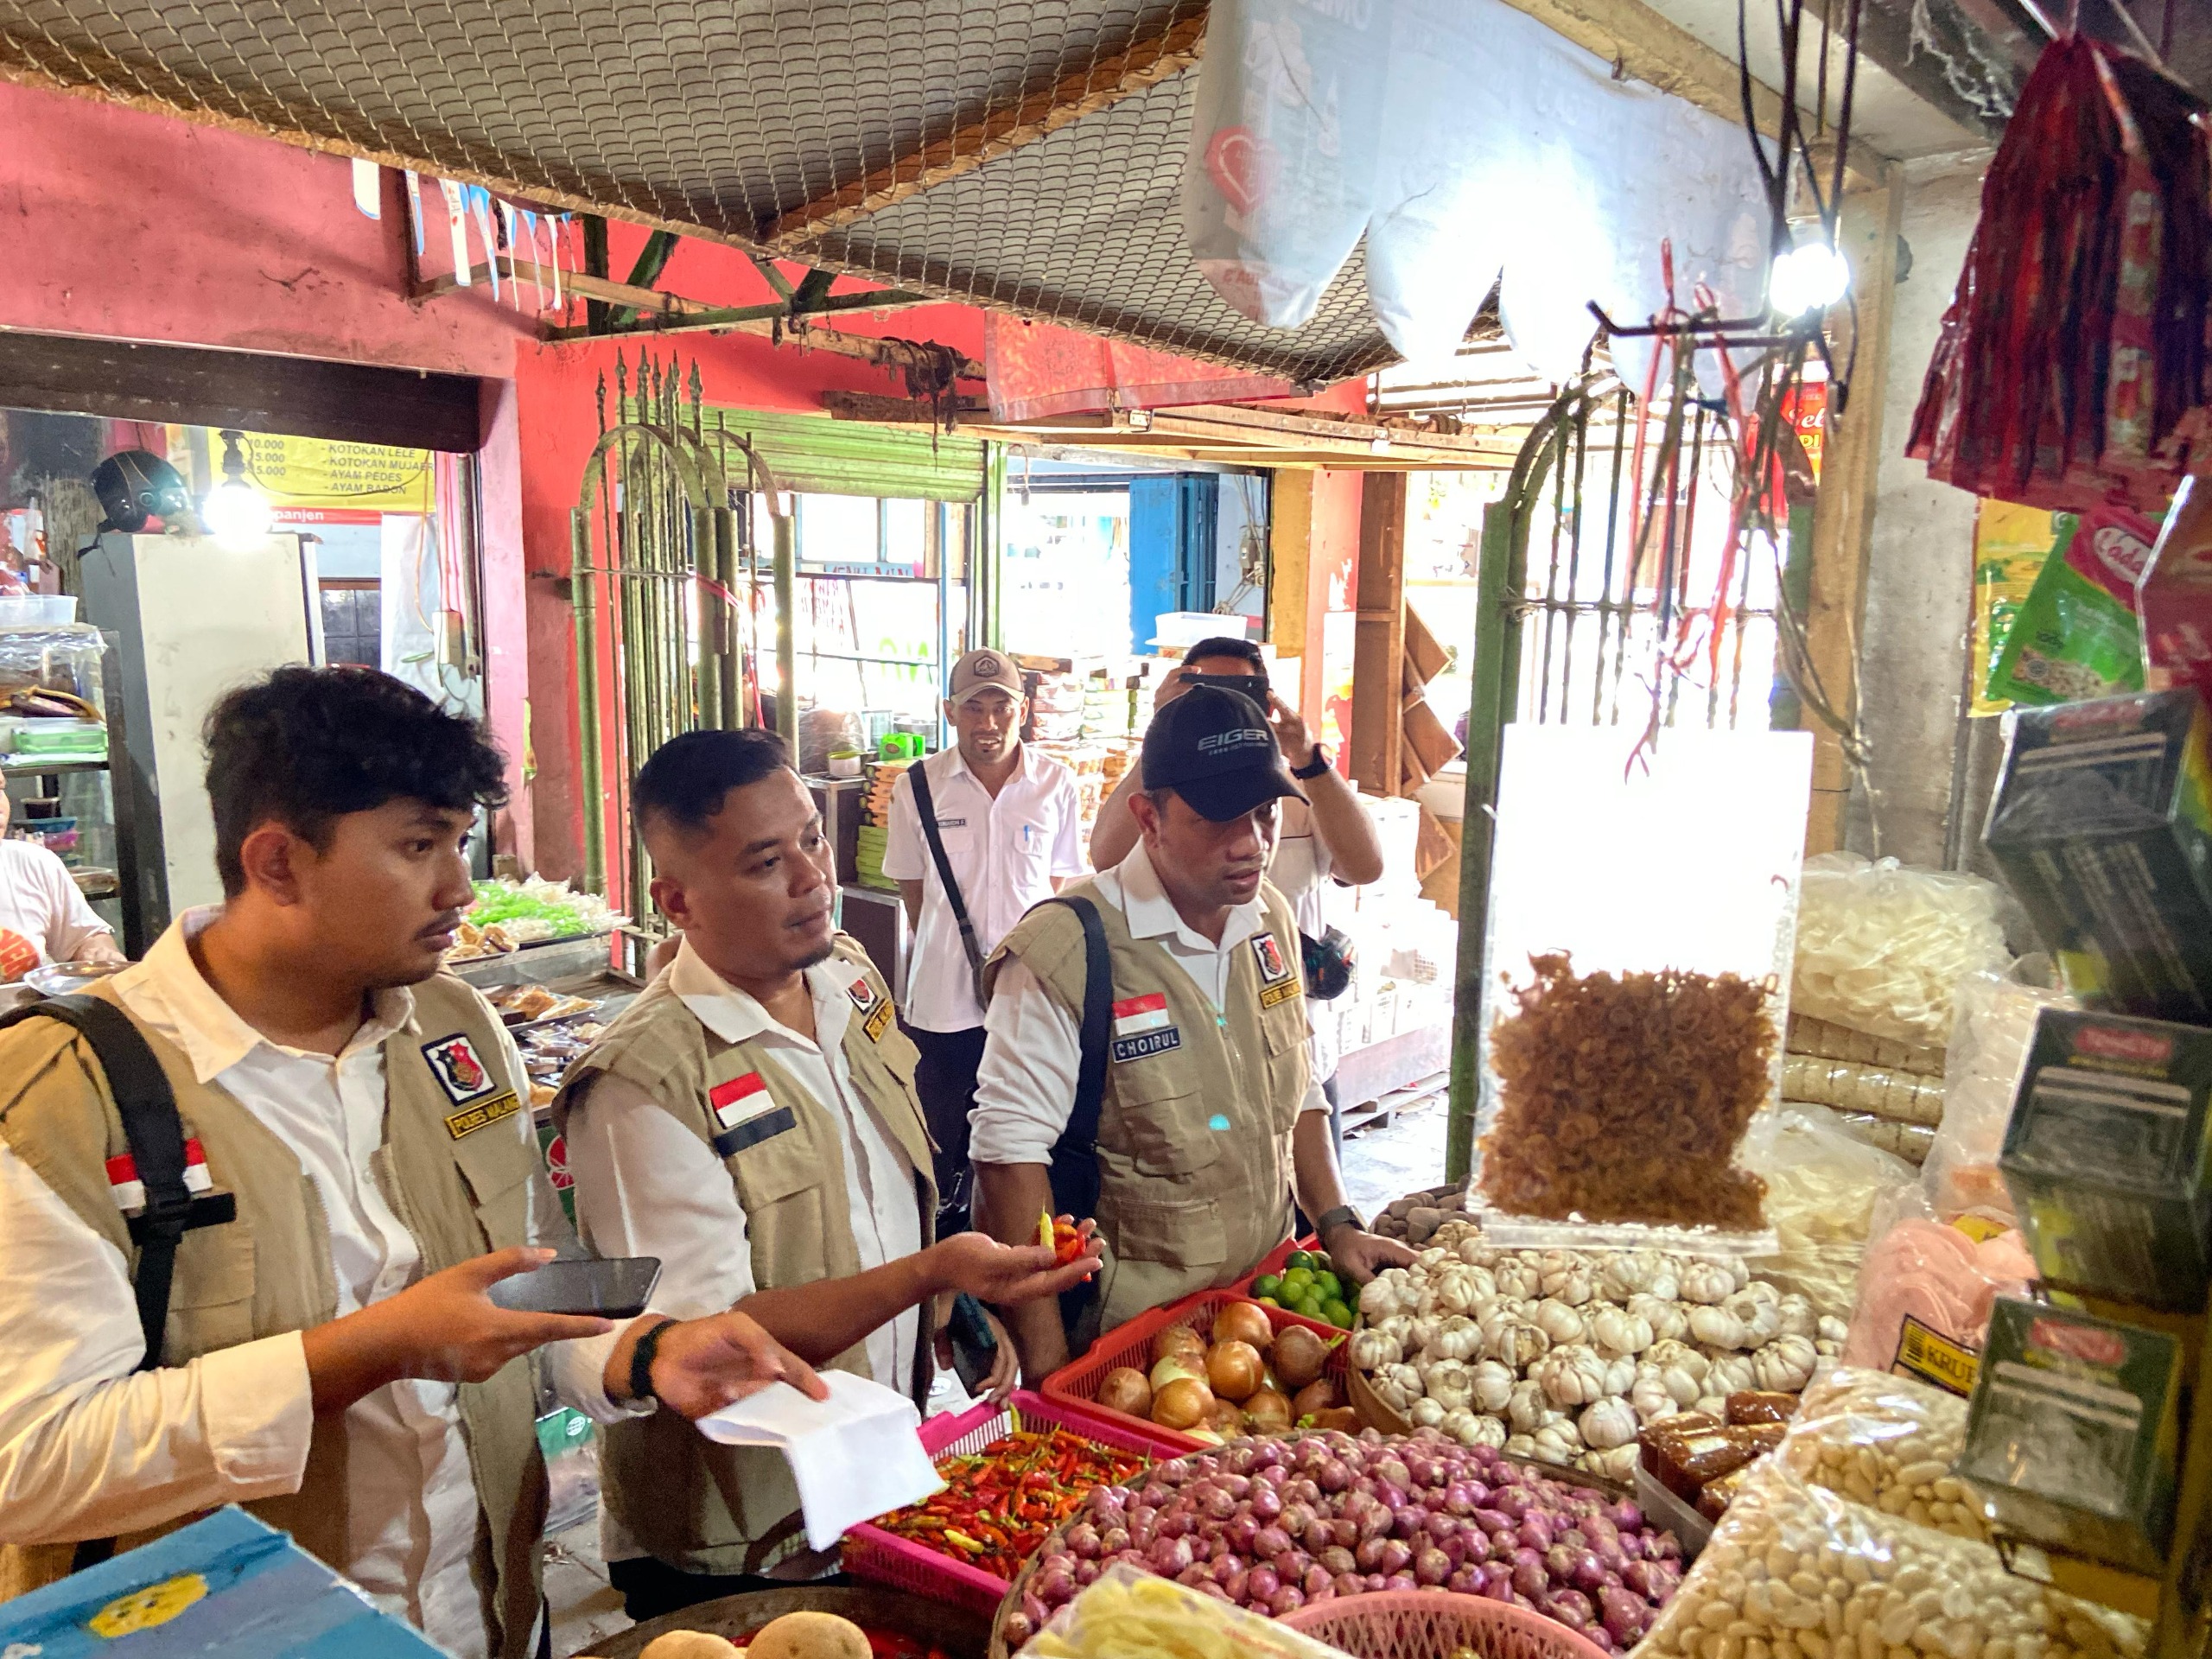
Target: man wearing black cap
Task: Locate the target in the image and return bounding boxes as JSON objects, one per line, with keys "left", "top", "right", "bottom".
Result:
{"left": 968, "top": 686, "right": 1414, "bottom": 1379}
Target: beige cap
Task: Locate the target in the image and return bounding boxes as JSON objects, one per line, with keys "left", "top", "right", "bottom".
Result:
{"left": 948, "top": 649, "right": 1024, "bottom": 705}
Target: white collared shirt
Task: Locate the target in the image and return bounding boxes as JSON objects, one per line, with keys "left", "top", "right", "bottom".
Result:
{"left": 0, "top": 836, "right": 115, "bottom": 968}
{"left": 561, "top": 938, "right": 926, "bottom": 1565}
{"left": 880, "top": 743, "right": 1084, "bottom": 1032}
{"left": 0, "top": 911, "right": 625, "bottom": 1659}
{"left": 967, "top": 842, "right": 1328, "bottom": 1167}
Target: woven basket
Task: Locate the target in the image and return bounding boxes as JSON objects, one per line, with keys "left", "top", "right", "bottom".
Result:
{"left": 1281, "top": 1591, "right": 1611, "bottom": 1659}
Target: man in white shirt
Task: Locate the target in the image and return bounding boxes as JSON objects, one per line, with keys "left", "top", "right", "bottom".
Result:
{"left": 883, "top": 649, "right": 1083, "bottom": 1213}
{"left": 1090, "top": 637, "right": 1383, "bottom": 1145}
{"left": 0, "top": 791, "right": 126, "bottom": 976}
{"left": 0, "top": 667, "right": 822, "bottom": 1656}
{"left": 555, "top": 728, "right": 1098, "bottom": 1620}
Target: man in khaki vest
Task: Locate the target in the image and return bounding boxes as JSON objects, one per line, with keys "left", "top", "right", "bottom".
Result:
{"left": 0, "top": 667, "right": 823, "bottom": 1659}
{"left": 971, "top": 685, "right": 1414, "bottom": 1382}
{"left": 555, "top": 728, "right": 1098, "bottom": 1621}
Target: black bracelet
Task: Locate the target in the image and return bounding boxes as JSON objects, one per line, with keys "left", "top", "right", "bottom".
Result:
{"left": 1291, "top": 745, "right": 1332, "bottom": 780}
{"left": 626, "top": 1316, "right": 676, "bottom": 1408}
{"left": 1315, "top": 1205, "right": 1363, "bottom": 1239}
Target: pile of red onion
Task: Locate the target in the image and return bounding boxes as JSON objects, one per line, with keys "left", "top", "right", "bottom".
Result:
{"left": 999, "top": 1428, "right": 1682, "bottom": 1650}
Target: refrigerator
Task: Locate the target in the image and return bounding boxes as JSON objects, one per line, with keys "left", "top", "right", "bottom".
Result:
{"left": 78, "top": 531, "right": 321, "bottom": 944}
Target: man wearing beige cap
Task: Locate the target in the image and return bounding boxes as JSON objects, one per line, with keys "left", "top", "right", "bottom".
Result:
{"left": 884, "top": 650, "right": 1084, "bottom": 1217}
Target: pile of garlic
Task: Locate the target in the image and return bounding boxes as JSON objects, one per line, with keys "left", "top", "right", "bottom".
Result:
{"left": 1351, "top": 1220, "right": 1846, "bottom": 1480}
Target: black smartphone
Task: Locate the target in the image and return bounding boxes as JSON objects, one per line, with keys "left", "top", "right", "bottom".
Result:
{"left": 1180, "top": 671, "right": 1270, "bottom": 706}
{"left": 487, "top": 1255, "right": 662, "bottom": 1319}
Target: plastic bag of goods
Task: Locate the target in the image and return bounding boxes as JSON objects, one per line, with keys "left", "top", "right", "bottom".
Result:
{"left": 1480, "top": 951, "right": 1777, "bottom": 1233}
{"left": 1790, "top": 854, "right": 2012, "bottom": 1048}
{"left": 1779, "top": 1369, "right": 1988, "bottom": 1541}
{"left": 1016, "top": 1563, "right": 1349, "bottom": 1659}
{"left": 1923, "top": 964, "right": 2075, "bottom": 1226}
{"left": 1741, "top": 1107, "right": 1918, "bottom": 1321}
{"left": 1634, "top": 1457, "right": 2146, "bottom": 1659}
{"left": 1840, "top": 1195, "right": 2036, "bottom": 1378}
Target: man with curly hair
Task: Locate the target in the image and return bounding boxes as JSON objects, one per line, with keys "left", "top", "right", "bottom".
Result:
{"left": 0, "top": 666, "right": 823, "bottom": 1657}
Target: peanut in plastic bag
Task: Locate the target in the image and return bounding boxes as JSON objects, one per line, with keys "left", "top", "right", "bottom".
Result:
{"left": 1637, "top": 1458, "right": 2145, "bottom": 1659}
{"left": 1782, "top": 1368, "right": 1988, "bottom": 1542}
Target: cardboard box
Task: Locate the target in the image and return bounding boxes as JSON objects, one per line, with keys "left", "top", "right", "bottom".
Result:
{"left": 0, "top": 1505, "right": 444, "bottom": 1656}
{"left": 1982, "top": 688, "right": 2212, "bottom": 1023}
{"left": 2001, "top": 1007, "right": 2212, "bottom": 1309}
{"left": 2139, "top": 475, "right": 2212, "bottom": 702}
{"left": 1960, "top": 1300, "right": 2181, "bottom": 1575}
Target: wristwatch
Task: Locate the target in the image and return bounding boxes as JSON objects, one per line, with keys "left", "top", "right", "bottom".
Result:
{"left": 626, "top": 1315, "right": 677, "bottom": 1408}
{"left": 1315, "top": 1205, "right": 1363, "bottom": 1240}
{"left": 1291, "top": 744, "right": 1332, "bottom": 780}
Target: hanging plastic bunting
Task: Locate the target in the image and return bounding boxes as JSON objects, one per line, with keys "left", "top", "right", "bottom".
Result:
{"left": 1182, "top": 0, "right": 1771, "bottom": 390}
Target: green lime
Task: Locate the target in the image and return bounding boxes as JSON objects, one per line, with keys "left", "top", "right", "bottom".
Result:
{"left": 1297, "top": 1292, "right": 1326, "bottom": 1317}
{"left": 1323, "top": 1299, "right": 1353, "bottom": 1328}
{"left": 1252, "top": 1274, "right": 1282, "bottom": 1300}
{"left": 1286, "top": 1249, "right": 1318, "bottom": 1272}
{"left": 1313, "top": 1271, "right": 1344, "bottom": 1303}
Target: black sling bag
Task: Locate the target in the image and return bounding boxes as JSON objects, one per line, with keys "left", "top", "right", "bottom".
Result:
{"left": 906, "top": 760, "right": 988, "bottom": 1011}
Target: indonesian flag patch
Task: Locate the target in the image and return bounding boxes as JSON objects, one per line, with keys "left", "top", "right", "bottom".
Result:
{"left": 1112, "top": 993, "right": 1172, "bottom": 1039}
{"left": 108, "top": 1139, "right": 213, "bottom": 1213}
{"left": 709, "top": 1070, "right": 773, "bottom": 1128}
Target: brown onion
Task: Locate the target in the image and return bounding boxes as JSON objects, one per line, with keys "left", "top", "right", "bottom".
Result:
{"left": 1206, "top": 1339, "right": 1265, "bottom": 1402}
{"left": 1097, "top": 1366, "right": 1152, "bottom": 1418}
{"left": 1273, "top": 1326, "right": 1329, "bottom": 1390}
{"left": 1213, "top": 1302, "right": 1274, "bottom": 1351}
{"left": 1153, "top": 1376, "right": 1214, "bottom": 1430}
{"left": 1153, "top": 1325, "right": 1206, "bottom": 1367}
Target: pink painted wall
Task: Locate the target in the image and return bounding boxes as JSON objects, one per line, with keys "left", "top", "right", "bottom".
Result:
{"left": 0, "top": 79, "right": 535, "bottom": 377}
{"left": 1300, "top": 467, "right": 1364, "bottom": 753}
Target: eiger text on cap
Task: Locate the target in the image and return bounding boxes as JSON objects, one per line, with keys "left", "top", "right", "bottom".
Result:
{"left": 948, "top": 649, "right": 1024, "bottom": 705}
{"left": 1140, "top": 683, "right": 1307, "bottom": 823}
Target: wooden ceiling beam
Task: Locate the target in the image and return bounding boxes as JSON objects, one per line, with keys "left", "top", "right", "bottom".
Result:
{"left": 764, "top": 11, "right": 1208, "bottom": 246}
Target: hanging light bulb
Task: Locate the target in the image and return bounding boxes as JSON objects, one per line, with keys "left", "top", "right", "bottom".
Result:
{"left": 1768, "top": 238, "right": 1853, "bottom": 319}
{"left": 201, "top": 429, "right": 271, "bottom": 546}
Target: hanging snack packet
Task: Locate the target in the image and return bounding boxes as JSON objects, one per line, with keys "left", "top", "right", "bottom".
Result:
{"left": 1986, "top": 503, "right": 2153, "bottom": 707}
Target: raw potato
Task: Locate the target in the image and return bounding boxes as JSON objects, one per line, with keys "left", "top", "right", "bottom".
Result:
{"left": 1637, "top": 1459, "right": 2145, "bottom": 1659}
{"left": 747, "top": 1611, "right": 873, "bottom": 1659}
{"left": 639, "top": 1636, "right": 742, "bottom": 1659}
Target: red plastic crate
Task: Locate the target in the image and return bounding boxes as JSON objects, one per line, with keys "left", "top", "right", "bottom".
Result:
{"left": 840, "top": 1389, "right": 1185, "bottom": 1618}
{"left": 1041, "top": 1286, "right": 1353, "bottom": 1452}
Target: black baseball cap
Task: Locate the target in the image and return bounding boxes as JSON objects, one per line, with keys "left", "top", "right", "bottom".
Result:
{"left": 1141, "top": 684, "right": 1308, "bottom": 823}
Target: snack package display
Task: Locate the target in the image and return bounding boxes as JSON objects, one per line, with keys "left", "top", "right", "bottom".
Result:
{"left": 2136, "top": 474, "right": 2212, "bottom": 704}
{"left": 2000, "top": 1007, "right": 2212, "bottom": 1308}
{"left": 1741, "top": 1106, "right": 1918, "bottom": 1320}
{"left": 1923, "top": 965, "right": 2076, "bottom": 1225}
{"left": 1982, "top": 689, "right": 2212, "bottom": 1023}
{"left": 1984, "top": 503, "right": 2153, "bottom": 707}
{"left": 1635, "top": 1458, "right": 2148, "bottom": 1659}
{"left": 1973, "top": 500, "right": 2069, "bottom": 717}
{"left": 1019, "top": 1563, "right": 1350, "bottom": 1659}
{"left": 1839, "top": 1199, "right": 2036, "bottom": 1392}
{"left": 1781, "top": 1369, "right": 1988, "bottom": 1541}
{"left": 1960, "top": 1300, "right": 2183, "bottom": 1576}
{"left": 1789, "top": 855, "right": 2012, "bottom": 1047}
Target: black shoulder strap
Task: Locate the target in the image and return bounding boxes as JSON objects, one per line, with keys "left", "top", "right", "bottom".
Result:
{"left": 0, "top": 996, "right": 235, "bottom": 1370}
{"left": 907, "top": 759, "right": 988, "bottom": 1007}
{"left": 1034, "top": 895, "right": 1110, "bottom": 1341}
{"left": 0, "top": 994, "right": 234, "bottom": 1575}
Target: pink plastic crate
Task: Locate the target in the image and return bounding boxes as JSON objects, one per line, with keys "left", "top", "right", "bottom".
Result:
{"left": 840, "top": 1389, "right": 1186, "bottom": 1617}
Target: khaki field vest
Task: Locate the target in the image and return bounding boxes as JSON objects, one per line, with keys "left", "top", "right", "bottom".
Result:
{"left": 986, "top": 875, "right": 1308, "bottom": 1329}
{"left": 0, "top": 974, "right": 550, "bottom": 1658}
{"left": 553, "top": 934, "right": 938, "bottom": 1576}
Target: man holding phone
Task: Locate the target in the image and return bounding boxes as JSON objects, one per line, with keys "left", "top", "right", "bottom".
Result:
{"left": 556, "top": 728, "right": 1099, "bottom": 1620}
{"left": 0, "top": 667, "right": 821, "bottom": 1657}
